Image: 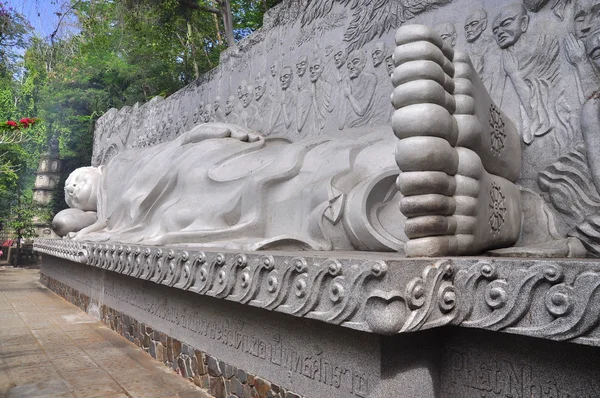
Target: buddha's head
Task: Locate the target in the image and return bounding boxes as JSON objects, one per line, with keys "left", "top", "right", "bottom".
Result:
{"left": 334, "top": 47, "right": 348, "bottom": 70}
{"left": 347, "top": 50, "right": 367, "bottom": 79}
{"left": 586, "top": 29, "right": 600, "bottom": 69}
{"left": 385, "top": 54, "right": 394, "bottom": 76}
{"left": 493, "top": 3, "right": 529, "bottom": 49}
{"left": 280, "top": 66, "right": 293, "bottom": 90}
{"left": 225, "top": 95, "right": 235, "bottom": 115}
{"left": 309, "top": 57, "right": 323, "bottom": 83}
{"left": 372, "top": 42, "right": 387, "bottom": 67}
{"left": 296, "top": 56, "right": 308, "bottom": 77}
{"left": 573, "top": 0, "right": 600, "bottom": 40}
{"left": 254, "top": 74, "right": 266, "bottom": 101}
{"left": 65, "top": 167, "right": 102, "bottom": 211}
{"left": 464, "top": 8, "right": 488, "bottom": 43}
{"left": 435, "top": 23, "right": 457, "bottom": 48}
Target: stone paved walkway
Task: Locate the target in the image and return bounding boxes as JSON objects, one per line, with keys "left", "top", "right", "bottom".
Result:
{"left": 0, "top": 266, "right": 212, "bottom": 398}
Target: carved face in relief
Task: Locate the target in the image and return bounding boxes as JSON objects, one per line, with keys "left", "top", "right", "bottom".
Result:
{"left": 254, "top": 76, "right": 266, "bottom": 101}
{"left": 241, "top": 86, "right": 252, "bottom": 108}
{"left": 492, "top": 4, "right": 529, "bottom": 49}
{"left": 586, "top": 29, "right": 600, "bottom": 68}
{"left": 237, "top": 80, "right": 247, "bottom": 99}
{"left": 270, "top": 62, "right": 279, "bottom": 77}
{"left": 573, "top": 0, "right": 600, "bottom": 40}
{"left": 296, "top": 56, "right": 308, "bottom": 77}
{"left": 435, "top": 23, "right": 457, "bottom": 48}
{"left": 280, "top": 67, "right": 293, "bottom": 90}
{"left": 347, "top": 50, "right": 366, "bottom": 79}
{"left": 309, "top": 58, "right": 323, "bottom": 83}
{"left": 65, "top": 167, "right": 102, "bottom": 211}
{"left": 523, "top": 0, "right": 551, "bottom": 12}
{"left": 385, "top": 55, "right": 394, "bottom": 76}
{"left": 371, "top": 42, "right": 386, "bottom": 67}
{"left": 334, "top": 48, "right": 348, "bottom": 70}
{"left": 225, "top": 96, "right": 235, "bottom": 115}
{"left": 464, "top": 8, "right": 488, "bottom": 43}
{"left": 213, "top": 97, "right": 220, "bottom": 111}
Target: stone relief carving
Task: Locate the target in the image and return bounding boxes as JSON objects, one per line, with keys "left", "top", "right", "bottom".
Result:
{"left": 35, "top": 239, "right": 600, "bottom": 347}
{"left": 54, "top": 26, "right": 525, "bottom": 258}
{"left": 492, "top": 3, "right": 575, "bottom": 153}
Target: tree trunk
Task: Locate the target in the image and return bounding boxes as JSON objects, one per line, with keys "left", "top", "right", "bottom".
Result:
{"left": 218, "top": 0, "right": 235, "bottom": 47}
{"left": 187, "top": 22, "right": 200, "bottom": 79}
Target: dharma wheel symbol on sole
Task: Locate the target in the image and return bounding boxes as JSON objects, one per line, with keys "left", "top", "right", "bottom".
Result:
{"left": 489, "top": 104, "right": 506, "bottom": 156}
{"left": 489, "top": 182, "right": 506, "bottom": 234}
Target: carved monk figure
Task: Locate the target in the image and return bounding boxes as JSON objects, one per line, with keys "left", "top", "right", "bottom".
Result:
{"left": 370, "top": 42, "right": 394, "bottom": 125}
{"left": 342, "top": 50, "right": 377, "bottom": 128}
{"left": 225, "top": 95, "right": 240, "bottom": 125}
{"left": 297, "top": 56, "right": 333, "bottom": 135}
{"left": 295, "top": 55, "right": 312, "bottom": 137}
{"left": 56, "top": 25, "right": 523, "bottom": 257}
{"left": 333, "top": 46, "right": 348, "bottom": 130}
{"left": 213, "top": 97, "right": 224, "bottom": 122}
{"left": 564, "top": 0, "right": 600, "bottom": 103}
{"left": 268, "top": 66, "right": 296, "bottom": 136}
{"left": 385, "top": 54, "right": 394, "bottom": 76}
{"left": 464, "top": 8, "right": 503, "bottom": 103}
{"left": 434, "top": 23, "right": 457, "bottom": 48}
{"left": 492, "top": 3, "right": 574, "bottom": 153}
{"left": 252, "top": 73, "right": 269, "bottom": 131}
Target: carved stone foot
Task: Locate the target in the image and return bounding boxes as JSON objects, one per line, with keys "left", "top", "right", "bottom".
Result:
{"left": 392, "top": 25, "right": 522, "bottom": 257}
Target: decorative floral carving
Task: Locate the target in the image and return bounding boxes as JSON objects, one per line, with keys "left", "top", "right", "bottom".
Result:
{"left": 489, "top": 104, "right": 506, "bottom": 155}
{"left": 489, "top": 182, "right": 506, "bottom": 234}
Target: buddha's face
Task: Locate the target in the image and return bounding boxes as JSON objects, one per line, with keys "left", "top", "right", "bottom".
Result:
{"left": 385, "top": 56, "right": 394, "bottom": 77}
{"left": 241, "top": 87, "right": 252, "bottom": 108}
{"left": 65, "top": 167, "right": 101, "bottom": 211}
{"left": 347, "top": 50, "right": 366, "bottom": 79}
{"left": 586, "top": 29, "right": 600, "bottom": 68}
{"left": 309, "top": 59, "right": 323, "bottom": 83}
{"left": 436, "top": 23, "right": 457, "bottom": 48}
{"left": 464, "top": 9, "right": 487, "bottom": 43}
{"left": 254, "top": 79, "right": 266, "bottom": 101}
{"left": 225, "top": 96, "right": 235, "bottom": 115}
{"left": 372, "top": 42, "right": 386, "bottom": 67}
{"left": 574, "top": 0, "right": 600, "bottom": 40}
{"left": 270, "top": 62, "right": 278, "bottom": 77}
{"left": 280, "top": 67, "right": 293, "bottom": 90}
{"left": 334, "top": 49, "right": 347, "bottom": 69}
{"left": 296, "top": 56, "right": 308, "bottom": 77}
{"left": 492, "top": 4, "right": 529, "bottom": 49}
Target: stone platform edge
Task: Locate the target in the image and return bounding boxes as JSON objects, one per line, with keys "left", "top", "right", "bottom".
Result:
{"left": 39, "top": 273, "right": 300, "bottom": 398}
{"left": 35, "top": 238, "right": 600, "bottom": 346}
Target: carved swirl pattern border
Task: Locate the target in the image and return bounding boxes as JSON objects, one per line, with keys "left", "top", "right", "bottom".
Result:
{"left": 34, "top": 239, "right": 600, "bottom": 346}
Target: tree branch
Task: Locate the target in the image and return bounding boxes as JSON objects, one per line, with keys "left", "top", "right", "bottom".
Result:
{"left": 177, "top": 0, "right": 222, "bottom": 15}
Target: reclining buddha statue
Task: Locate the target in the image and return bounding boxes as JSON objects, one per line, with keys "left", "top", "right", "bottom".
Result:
{"left": 52, "top": 25, "right": 524, "bottom": 257}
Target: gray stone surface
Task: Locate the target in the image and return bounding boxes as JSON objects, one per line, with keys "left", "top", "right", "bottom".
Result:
{"left": 53, "top": 24, "right": 525, "bottom": 257}
{"left": 35, "top": 239, "right": 600, "bottom": 346}
{"left": 39, "top": 254, "right": 600, "bottom": 397}
{"left": 81, "top": 0, "right": 600, "bottom": 258}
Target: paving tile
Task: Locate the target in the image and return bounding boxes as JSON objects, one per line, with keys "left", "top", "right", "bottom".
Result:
{"left": 72, "top": 381, "right": 125, "bottom": 398}
{"left": 50, "top": 354, "right": 98, "bottom": 373}
{"left": 8, "top": 365, "right": 62, "bottom": 385}
{"left": 0, "top": 267, "right": 211, "bottom": 398}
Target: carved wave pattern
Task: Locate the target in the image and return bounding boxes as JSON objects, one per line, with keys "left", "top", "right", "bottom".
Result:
{"left": 34, "top": 239, "right": 600, "bottom": 345}
{"left": 36, "top": 239, "right": 405, "bottom": 334}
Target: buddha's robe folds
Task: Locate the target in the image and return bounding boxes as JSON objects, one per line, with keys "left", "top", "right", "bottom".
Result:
{"left": 82, "top": 123, "right": 406, "bottom": 252}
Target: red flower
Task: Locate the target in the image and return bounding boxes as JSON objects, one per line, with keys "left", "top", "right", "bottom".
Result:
{"left": 6, "top": 120, "right": 17, "bottom": 127}
{"left": 19, "top": 118, "right": 29, "bottom": 127}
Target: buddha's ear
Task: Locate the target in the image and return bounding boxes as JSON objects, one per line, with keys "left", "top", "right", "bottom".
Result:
{"left": 520, "top": 14, "right": 530, "bottom": 33}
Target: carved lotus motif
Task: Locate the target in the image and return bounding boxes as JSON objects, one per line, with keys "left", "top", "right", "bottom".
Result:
{"left": 489, "top": 104, "right": 506, "bottom": 156}
{"left": 365, "top": 291, "right": 407, "bottom": 335}
{"left": 489, "top": 182, "right": 506, "bottom": 234}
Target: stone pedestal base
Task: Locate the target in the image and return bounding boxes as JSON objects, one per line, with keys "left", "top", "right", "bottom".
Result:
{"left": 40, "top": 255, "right": 600, "bottom": 398}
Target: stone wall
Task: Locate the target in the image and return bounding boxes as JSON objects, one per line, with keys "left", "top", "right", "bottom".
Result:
{"left": 40, "top": 273, "right": 303, "bottom": 398}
